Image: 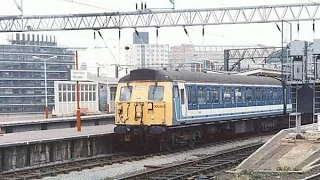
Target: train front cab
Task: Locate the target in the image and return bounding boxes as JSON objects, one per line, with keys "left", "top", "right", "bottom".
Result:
{"left": 114, "top": 81, "right": 173, "bottom": 141}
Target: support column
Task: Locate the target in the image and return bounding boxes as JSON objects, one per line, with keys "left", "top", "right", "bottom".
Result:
{"left": 316, "top": 113, "right": 320, "bottom": 131}
{"left": 290, "top": 112, "right": 302, "bottom": 139}
{"left": 223, "top": 50, "right": 229, "bottom": 71}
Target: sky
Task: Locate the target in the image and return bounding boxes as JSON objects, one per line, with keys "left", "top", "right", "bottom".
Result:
{"left": 0, "top": 0, "right": 319, "bottom": 77}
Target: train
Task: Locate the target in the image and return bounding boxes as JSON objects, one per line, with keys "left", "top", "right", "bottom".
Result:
{"left": 114, "top": 68, "right": 291, "bottom": 150}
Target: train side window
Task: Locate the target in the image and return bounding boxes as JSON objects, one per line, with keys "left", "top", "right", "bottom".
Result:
{"left": 198, "top": 86, "right": 206, "bottom": 104}
{"left": 269, "top": 88, "right": 273, "bottom": 101}
{"left": 278, "top": 88, "right": 283, "bottom": 101}
{"left": 246, "top": 87, "right": 253, "bottom": 102}
{"left": 211, "top": 88, "right": 220, "bottom": 104}
{"left": 187, "top": 86, "right": 191, "bottom": 104}
{"left": 180, "top": 89, "right": 185, "bottom": 104}
{"left": 148, "top": 85, "right": 164, "bottom": 100}
{"left": 272, "top": 88, "right": 278, "bottom": 101}
{"left": 262, "top": 88, "right": 267, "bottom": 101}
{"left": 223, "top": 87, "right": 231, "bottom": 103}
{"left": 119, "top": 86, "right": 132, "bottom": 101}
{"left": 173, "top": 86, "right": 179, "bottom": 98}
{"left": 256, "top": 87, "right": 262, "bottom": 101}
{"left": 206, "top": 89, "right": 210, "bottom": 103}
{"left": 235, "top": 87, "right": 242, "bottom": 103}
{"left": 191, "top": 87, "right": 197, "bottom": 104}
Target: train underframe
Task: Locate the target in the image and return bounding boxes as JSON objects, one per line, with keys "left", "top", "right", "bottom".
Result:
{"left": 114, "top": 114, "right": 312, "bottom": 152}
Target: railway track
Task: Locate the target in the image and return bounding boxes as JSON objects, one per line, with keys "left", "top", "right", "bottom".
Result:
{"left": 0, "top": 133, "right": 271, "bottom": 180}
{"left": 302, "top": 172, "right": 320, "bottom": 180}
{"left": 0, "top": 153, "right": 139, "bottom": 180}
{"left": 118, "top": 142, "right": 263, "bottom": 180}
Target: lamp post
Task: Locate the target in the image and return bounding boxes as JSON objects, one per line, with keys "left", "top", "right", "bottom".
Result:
{"left": 32, "top": 55, "right": 57, "bottom": 119}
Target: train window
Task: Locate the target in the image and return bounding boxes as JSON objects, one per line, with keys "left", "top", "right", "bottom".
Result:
{"left": 223, "top": 87, "right": 231, "bottom": 103}
{"left": 119, "top": 86, "right": 132, "bottom": 101}
{"left": 180, "top": 89, "right": 185, "bottom": 104}
{"left": 278, "top": 88, "right": 283, "bottom": 100}
{"left": 235, "top": 87, "right": 242, "bottom": 103}
{"left": 256, "top": 88, "right": 262, "bottom": 101}
{"left": 198, "top": 86, "right": 206, "bottom": 104}
{"left": 148, "top": 85, "right": 164, "bottom": 100}
{"left": 272, "top": 88, "right": 278, "bottom": 100}
{"left": 206, "top": 89, "right": 210, "bottom": 103}
{"left": 191, "top": 88, "right": 197, "bottom": 104}
{"left": 262, "top": 88, "right": 267, "bottom": 101}
{"left": 187, "top": 87, "right": 191, "bottom": 104}
{"left": 211, "top": 88, "right": 220, "bottom": 103}
{"left": 173, "top": 86, "right": 179, "bottom": 98}
{"left": 246, "top": 87, "right": 253, "bottom": 102}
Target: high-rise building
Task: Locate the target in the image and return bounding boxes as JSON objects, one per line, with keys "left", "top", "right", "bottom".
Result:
{"left": 133, "top": 32, "right": 149, "bottom": 44}
{"left": 125, "top": 44, "right": 169, "bottom": 70}
{"left": 0, "top": 33, "right": 74, "bottom": 114}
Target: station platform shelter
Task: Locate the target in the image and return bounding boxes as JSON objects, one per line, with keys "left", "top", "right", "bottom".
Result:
{"left": 53, "top": 75, "right": 119, "bottom": 117}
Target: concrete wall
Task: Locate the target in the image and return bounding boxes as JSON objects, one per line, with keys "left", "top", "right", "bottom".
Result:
{"left": 0, "top": 135, "right": 112, "bottom": 172}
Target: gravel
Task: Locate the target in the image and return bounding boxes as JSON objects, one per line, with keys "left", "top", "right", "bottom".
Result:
{"left": 43, "top": 135, "right": 271, "bottom": 180}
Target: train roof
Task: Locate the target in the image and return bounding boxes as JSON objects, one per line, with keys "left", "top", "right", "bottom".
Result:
{"left": 119, "top": 69, "right": 282, "bottom": 85}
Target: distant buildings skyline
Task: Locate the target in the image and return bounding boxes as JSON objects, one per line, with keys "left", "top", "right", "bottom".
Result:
{"left": 0, "top": 33, "right": 74, "bottom": 113}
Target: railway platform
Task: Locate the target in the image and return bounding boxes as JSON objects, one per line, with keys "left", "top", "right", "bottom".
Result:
{"left": 234, "top": 123, "right": 320, "bottom": 173}
{"left": 0, "top": 113, "right": 114, "bottom": 133}
{"left": 0, "top": 124, "right": 115, "bottom": 172}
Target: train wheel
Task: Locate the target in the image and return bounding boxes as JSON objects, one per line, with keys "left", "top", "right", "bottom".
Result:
{"left": 188, "top": 139, "right": 196, "bottom": 148}
{"left": 164, "top": 140, "right": 174, "bottom": 152}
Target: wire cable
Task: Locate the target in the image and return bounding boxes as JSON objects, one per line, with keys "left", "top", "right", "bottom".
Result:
{"left": 59, "top": 0, "right": 118, "bottom": 11}
{"left": 187, "top": 27, "right": 263, "bottom": 47}
{"left": 183, "top": 27, "right": 193, "bottom": 44}
{"left": 96, "top": 30, "right": 119, "bottom": 65}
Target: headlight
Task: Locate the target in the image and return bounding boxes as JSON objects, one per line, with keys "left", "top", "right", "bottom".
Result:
{"left": 136, "top": 112, "right": 142, "bottom": 118}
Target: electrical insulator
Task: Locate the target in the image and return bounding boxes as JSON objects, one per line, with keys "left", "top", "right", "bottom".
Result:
{"left": 313, "top": 21, "right": 315, "bottom": 32}
{"left": 184, "top": 27, "right": 188, "bottom": 35}
{"left": 135, "top": 29, "right": 139, "bottom": 36}
{"left": 202, "top": 26, "right": 205, "bottom": 36}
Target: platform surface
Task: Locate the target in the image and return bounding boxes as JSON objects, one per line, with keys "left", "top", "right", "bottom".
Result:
{"left": 0, "top": 113, "right": 114, "bottom": 126}
{"left": 235, "top": 124, "right": 320, "bottom": 172}
{"left": 0, "top": 124, "right": 115, "bottom": 147}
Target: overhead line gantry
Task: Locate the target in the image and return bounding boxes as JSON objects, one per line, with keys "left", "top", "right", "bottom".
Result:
{"left": 0, "top": 3, "right": 320, "bottom": 32}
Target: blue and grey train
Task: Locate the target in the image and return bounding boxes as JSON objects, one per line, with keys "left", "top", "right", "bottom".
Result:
{"left": 114, "top": 69, "right": 291, "bottom": 150}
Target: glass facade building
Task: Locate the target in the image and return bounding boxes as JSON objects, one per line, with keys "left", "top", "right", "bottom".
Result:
{"left": 0, "top": 33, "right": 74, "bottom": 114}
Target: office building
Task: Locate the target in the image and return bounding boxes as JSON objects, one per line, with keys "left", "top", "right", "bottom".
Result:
{"left": 0, "top": 33, "right": 74, "bottom": 114}
{"left": 169, "top": 44, "right": 256, "bottom": 71}
{"left": 125, "top": 44, "right": 169, "bottom": 70}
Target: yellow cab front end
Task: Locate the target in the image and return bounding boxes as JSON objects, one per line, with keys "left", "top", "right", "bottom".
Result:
{"left": 114, "top": 80, "right": 173, "bottom": 138}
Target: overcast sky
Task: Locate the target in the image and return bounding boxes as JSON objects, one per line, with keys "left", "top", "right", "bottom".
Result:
{"left": 0, "top": 0, "right": 319, "bottom": 77}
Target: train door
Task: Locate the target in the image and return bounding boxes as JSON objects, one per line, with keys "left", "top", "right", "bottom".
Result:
{"left": 173, "top": 85, "right": 180, "bottom": 120}
{"left": 178, "top": 82, "right": 187, "bottom": 117}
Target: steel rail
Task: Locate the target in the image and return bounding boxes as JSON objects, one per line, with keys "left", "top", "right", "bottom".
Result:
{"left": 118, "top": 142, "right": 263, "bottom": 180}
